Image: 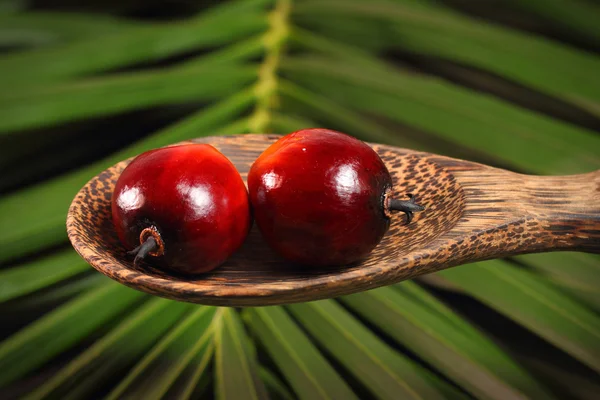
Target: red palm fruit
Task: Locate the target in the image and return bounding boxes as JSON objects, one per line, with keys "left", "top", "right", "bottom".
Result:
{"left": 111, "top": 144, "right": 251, "bottom": 274}
{"left": 248, "top": 129, "right": 424, "bottom": 266}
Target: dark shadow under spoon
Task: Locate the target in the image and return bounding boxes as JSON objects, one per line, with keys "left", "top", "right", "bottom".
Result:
{"left": 66, "top": 134, "right": 600, "bottom": 306}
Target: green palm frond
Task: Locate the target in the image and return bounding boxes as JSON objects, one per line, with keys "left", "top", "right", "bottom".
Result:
{"left": 1, "top": 0, "right": 599, "bottom": 398}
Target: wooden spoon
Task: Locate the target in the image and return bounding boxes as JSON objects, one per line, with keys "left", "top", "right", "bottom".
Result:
{"left": 67, "top": 134, "right": 600, "bottom": 306}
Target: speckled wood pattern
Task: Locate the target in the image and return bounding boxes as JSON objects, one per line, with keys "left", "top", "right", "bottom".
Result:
{"left": 67, "top": 134, "right": 600, "bottom": 306}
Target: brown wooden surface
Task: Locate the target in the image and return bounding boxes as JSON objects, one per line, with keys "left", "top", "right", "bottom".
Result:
{"left": 66, "top": 134, "right": 600, "bottom": 306}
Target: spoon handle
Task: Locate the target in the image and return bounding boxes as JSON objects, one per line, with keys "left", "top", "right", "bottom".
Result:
{"left": 455, "top": 168, "right": 600, "bottom": 255}
{"left": 519, "top": 170, "right": 600, "bottom": 253}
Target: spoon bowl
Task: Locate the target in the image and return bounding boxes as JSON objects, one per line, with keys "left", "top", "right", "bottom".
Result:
{"left": 67, "top": 134, "right": 600, "bottom": 306}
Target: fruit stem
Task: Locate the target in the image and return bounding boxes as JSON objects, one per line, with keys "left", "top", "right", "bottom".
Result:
{"left": 128, "top": 236, "right": 158, "bottom": 266}
{"left": 387, "top": 194, "right": 425, "bottom": 225}
{"left": 128, "top": 226, "right": 165, "bottom": 266}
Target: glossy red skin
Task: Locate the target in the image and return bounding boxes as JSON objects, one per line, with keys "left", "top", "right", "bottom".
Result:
{"left": 111, "top": 144, "right": 251, "bottom": 274}
{"left": 248, "top": 129, "right": 393, "bottom": 266}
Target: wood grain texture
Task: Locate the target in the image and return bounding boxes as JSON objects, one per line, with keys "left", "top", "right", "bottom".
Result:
{"left": 66, "top": 134, "right": 600, "bottom": 306}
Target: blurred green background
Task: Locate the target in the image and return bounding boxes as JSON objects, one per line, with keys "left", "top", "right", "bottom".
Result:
{"left": 1, "top": 0, "right": 599, "bottom": 398}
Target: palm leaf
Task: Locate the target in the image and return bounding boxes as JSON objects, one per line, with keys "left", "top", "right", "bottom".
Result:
{"left": 503, "top": 0, "right": 600, "bottom": 42}
{"left": 215, "top": 308, "right": 269, "bottom": 400}
{"left": 438, "top": 260, "right": 600, "bottom": 373}
{"left": 341, "top": 284, "right": 555, "bottom": 399}
{"left": 287, "top": 300, "right": 463, "bottom": 399}
{"left": 25, "top": 298, "right": 191, "bottom": 399}
{"left": 259, "top": 367, "right": 295, "bottom": 400}
{"left": 0, "top": 283, "right": 144, "bottom": 387}
{"left": 295, "top": 0, "right": 600, "bottom": 116}
{"left": 0, "top": 65, "right": 256, "bottom": 132}
{"left": 0, "top": 250, "right": 89, "bottom": 303}
{"left": 244, "top": 306, "right": 357, "bottom": 400}
{"left": 105, "top": 306, "right": 216, "bottom": 400}
{"left": 0, "top": 11, "right": 140, "bottom": 47}
{"left": 0, "top": 0, "right": 270, "bottom": 87}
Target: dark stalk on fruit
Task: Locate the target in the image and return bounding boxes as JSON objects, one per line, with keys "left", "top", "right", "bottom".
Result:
{"left": 127, "top": 227, "right": 164, "bottom": 266}
{"left": 128, "top": 236, "right": 157, "bottom": 266}
{"left": 387, "top": 194, "right": 425, "bottom": 225}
